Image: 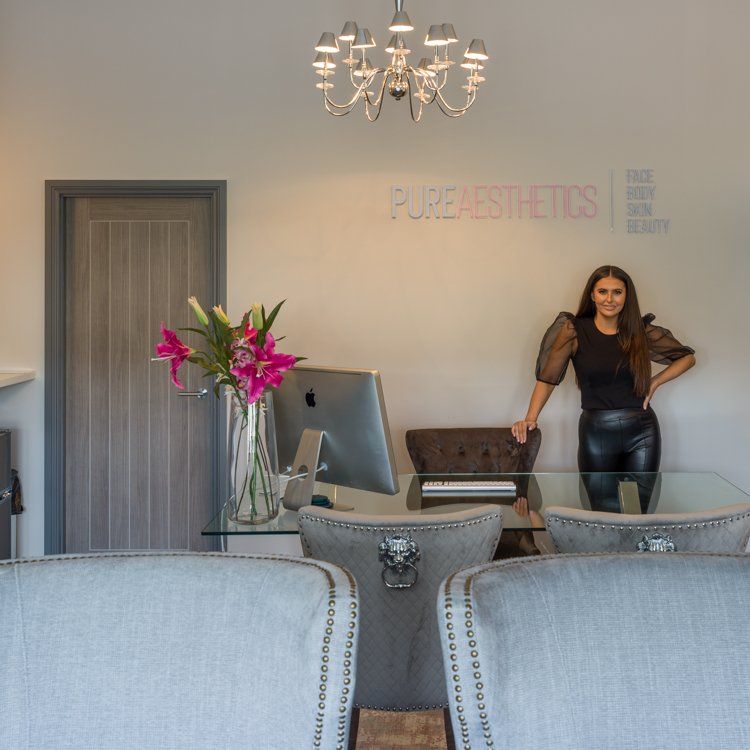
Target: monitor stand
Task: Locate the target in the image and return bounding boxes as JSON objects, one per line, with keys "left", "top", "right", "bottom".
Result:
{"left": 282, "top": 429, "right": 354, "bottom": 512}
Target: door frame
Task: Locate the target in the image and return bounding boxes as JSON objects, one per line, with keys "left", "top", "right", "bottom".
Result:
{"left": 45, "top": 180, "right": 227, "bottom": 554}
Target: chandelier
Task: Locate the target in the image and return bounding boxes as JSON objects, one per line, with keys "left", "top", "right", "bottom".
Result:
{"left": 312, "top": 0, "right": 489, "bottom": 122}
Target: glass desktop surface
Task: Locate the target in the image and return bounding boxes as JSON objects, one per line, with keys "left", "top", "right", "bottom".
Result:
{"left": 201, "top": 471, "right": 750, "bottom": 536}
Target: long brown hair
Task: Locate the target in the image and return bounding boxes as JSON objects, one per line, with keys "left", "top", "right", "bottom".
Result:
{"left": 575, "top": 265, "right": 651, "bottom": 397}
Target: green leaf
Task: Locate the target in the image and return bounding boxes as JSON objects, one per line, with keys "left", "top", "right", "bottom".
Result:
{"left": 264, "top": 299, "right": 285, "bottom": 333}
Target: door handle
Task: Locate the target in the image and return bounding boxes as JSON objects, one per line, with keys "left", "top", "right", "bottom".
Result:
{"left": 177, "top": 388, "right": 208, "bottom": 399}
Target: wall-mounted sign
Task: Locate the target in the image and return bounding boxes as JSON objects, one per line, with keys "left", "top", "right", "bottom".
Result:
{"left": 391, "top": 169, "right": 671, "bottom": 234}
{"left": 391, "top": 184, "right": 597, "bottom": 220}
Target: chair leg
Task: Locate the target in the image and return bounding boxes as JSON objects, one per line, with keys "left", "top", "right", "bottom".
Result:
{"left": 443, "top": 707, "right": 456, "bottom": 750}
{"left": 348, "top": 707, "right": 360, "bottom": 750}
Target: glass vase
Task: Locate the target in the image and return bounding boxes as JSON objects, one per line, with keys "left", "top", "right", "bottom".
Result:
{"left": 226, "top": 389, "right": 281, "bottom": 525}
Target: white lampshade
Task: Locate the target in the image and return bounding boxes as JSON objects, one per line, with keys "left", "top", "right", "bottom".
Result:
{"left": 441, "top": 24, "right": 458, "bottom": 43}
{"left": 353, "top": 58, "right": 374, "bottom": 77}
{"left": 425, "top": 24, "right": 448, "bottom": 46}
{"left": 339, "top": 21, "right": 358, "bottom": 42}
{"left": 315, "top": 32, "right": 339, "bottom": 54}
{"left": 464, "top": 38, "right": 488, "bottom": 60}
{"left": 386, "top": 33, "right": 410, "bottom": 55}
{"left": 389, "top": 10, "right": 414, "bottom": 32}
{"left": 312, "top": 52, "right": 336, "bottom": 69}
{"left": 460, "top": 57, "right": 484, "bottom": 70}
{"left": 416, "top": 57, "right": 437, "bottom": 77}
{"left": 352, "top": 28, "right": 376, "bottom": 49}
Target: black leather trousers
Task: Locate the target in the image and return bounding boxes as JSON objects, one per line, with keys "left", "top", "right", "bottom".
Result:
{"left": 578, "top": 407, "right": 661, "bottom": 511}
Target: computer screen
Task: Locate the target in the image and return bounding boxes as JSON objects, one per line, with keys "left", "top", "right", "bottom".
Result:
{"left": 274, "top": 365, "right": 399, "bottom": 509}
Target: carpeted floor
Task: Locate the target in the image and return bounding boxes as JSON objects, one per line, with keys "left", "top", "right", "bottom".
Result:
{"left": 354, "top": 710, "right": 447, "bottom": 750}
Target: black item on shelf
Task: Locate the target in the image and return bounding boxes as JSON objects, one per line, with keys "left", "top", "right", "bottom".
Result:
{"left": 11, "top": 469, "right": 22, "bottom": 515}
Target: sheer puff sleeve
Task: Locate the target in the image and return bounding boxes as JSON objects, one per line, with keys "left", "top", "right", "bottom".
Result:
{"left": 643, "top": 314, "right": 695, "bottom": 365}
{"left": 535, "top": 312, "right": 578, "bottom": 385}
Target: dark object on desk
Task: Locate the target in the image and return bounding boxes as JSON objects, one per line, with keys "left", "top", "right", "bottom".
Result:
{"left": 406, "top": 427, "right": 542, "bottom": 558}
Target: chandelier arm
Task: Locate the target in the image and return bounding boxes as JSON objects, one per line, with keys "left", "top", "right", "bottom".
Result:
{"left": 434, "top": 87, "right": 477, "bottom": 115}
{"left": 323, "top": 97, "right": 360, "bottom": 116}
{"left": 363, "top": 68, "right": 389, "bottom": 107}
{"left": 364, "top": 72, "right": 390, "bottom": 122}
{"left": 435, "top": 67, "right": 450, "bottom": 92}
{"left": 411, "top": 69, "right": 438, "bottom": 104}
{"left": 324, "top": 87, "right": 367, "bottom": 110}
{"left": 405, "top": 72, "right": 425, "bottom": 123}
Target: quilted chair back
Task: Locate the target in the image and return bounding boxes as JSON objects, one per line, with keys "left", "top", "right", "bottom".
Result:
{"left": 405, "top": 427, "right": 541, "bottom": 474}
{"left": 298, "top": 505, "right": 502, "bottom": 710}
{"left": 439, "top": 553, "right": 750, "bottom": 750}
{"left": 1, "top": 552, "right": 358, "bottom": 750}
{"left": 544, "top": 503, "right": 750, "bottom": 553}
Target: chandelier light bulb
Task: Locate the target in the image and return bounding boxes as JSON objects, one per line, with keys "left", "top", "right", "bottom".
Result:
{"left": 385, "top": 35, "right": 398, "bottom": 53}
{"left": 315, "top": 32, "right": 339, "bottom": 54}
{"left": 339, "top": 21, "right": 358, "bottom": 42}
{"left": 441, "top": 24, "right": 458, "bottom": 43}
{"left": 465, "top": 38, "right": 489, "bottom": 60}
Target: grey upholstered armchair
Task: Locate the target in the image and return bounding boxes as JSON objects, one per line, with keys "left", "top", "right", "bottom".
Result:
{"left": 439, "top": 553, "right": 750, "bottom": 749}
{"left": 544, "top": 502, "right": 750, "bottom": 553}
{"left": 1, "top": 552, "right": 358, "bottom": 750}
{"left": 298, "top": 505, "right": 502, "bottom": 748}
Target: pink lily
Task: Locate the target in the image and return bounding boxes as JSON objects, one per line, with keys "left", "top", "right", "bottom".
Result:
{"left": 230, "top": 332, "right": 296, "bottom": 404}
{"left": 154, "top": 323, "right": 193, "bottom": 389}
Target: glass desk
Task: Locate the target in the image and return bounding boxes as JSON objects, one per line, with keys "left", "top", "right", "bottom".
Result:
{"left": 202, "top": 471, "right": 750, "bottom": 537}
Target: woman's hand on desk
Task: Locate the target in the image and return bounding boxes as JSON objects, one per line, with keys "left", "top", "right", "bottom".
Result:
{"left": 511, "top": 420, "right": 537, "bottom": 444}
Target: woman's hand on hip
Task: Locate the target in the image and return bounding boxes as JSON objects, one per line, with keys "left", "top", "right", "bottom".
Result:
{"left": 512, "top": 420, "right": 537, "bottom": 443}
{"left": 642, "top": 379, "right": 659, "bottom": 410}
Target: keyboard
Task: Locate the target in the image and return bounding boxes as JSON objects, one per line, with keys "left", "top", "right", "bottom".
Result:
{"left": 421, "top": 480, "right": 517, "bottom": 496}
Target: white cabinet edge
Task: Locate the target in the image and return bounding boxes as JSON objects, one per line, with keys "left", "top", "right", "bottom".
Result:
{"left": 0, "top": 370, "right": 36, "bottom": 389}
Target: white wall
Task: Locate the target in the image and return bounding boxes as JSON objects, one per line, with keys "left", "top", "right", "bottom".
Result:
{"left": 1, "top": 0, "right": 748, "bottom": 556}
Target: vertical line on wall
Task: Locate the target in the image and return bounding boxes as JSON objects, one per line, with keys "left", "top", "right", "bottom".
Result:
{"left": 88, "top": 217, "right": 93, "bottom": 552}
{"left": 187, "top": 217, "right": 191, "bottom": 550}
{"left": 127, "top": 222, "right": 132, "bottom": 550}
{"left": 167, "top": 222, "right": 171, "bottom": 550}
{"left": 108, "top": 221, "right": 112, "bottom": 550}
{"left": 148, "top": 222, "right": 152, "bottom": 550}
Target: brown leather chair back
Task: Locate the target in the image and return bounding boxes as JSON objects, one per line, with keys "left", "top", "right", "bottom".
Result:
{"left": 405, "top": 427, "right": 541, "bottom": 474}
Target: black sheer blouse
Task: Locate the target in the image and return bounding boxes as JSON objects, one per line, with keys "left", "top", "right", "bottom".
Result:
{"left": 535, "top": 312, "right": 695, "bottom": 410}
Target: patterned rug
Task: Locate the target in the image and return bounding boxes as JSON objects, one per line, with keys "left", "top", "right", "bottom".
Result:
{"left": 355, "top": 710, "right": 447, "bottom": 750}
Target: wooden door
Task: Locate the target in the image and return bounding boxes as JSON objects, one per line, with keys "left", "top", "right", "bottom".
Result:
{"left": 64, "top": 197, "right": 218, "bottom": 552}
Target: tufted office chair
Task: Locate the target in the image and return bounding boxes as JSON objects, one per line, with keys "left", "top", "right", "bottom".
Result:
{"left": 544, "top": 503, "right": 750, "bottom": 553}
{"left": 406, "top": 427, "right": 542, "bottom": 558}
{"left": 298, "top": 505, "right": 503, "bottom": 750}
{"left": 405, "top": 427, "right": 541, "bottom": 475}
{"left": 1, "top": 552, "right": 358, "bottom": 750}
{"left": 439, "top": 553, "right": 750, "bottom": 749}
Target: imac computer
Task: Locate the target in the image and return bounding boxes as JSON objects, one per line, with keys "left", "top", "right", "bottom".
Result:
{"left": 274, "top": 365, "right": 399, "bottom": 510}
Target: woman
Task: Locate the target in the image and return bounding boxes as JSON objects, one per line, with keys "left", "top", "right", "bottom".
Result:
{"left": 512, "top": 265, "right": 695, "bottom": 508}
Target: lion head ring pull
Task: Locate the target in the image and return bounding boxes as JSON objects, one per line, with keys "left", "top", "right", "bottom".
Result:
{"left": 378, "top": 534, "right": 420, "bottom": 589}
{"left": 637, "top": 532, "right": 676, "bottom": 552}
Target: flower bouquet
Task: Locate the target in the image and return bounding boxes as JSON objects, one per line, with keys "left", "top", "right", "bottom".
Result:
{"left": 154, "top": 297, "right": 300, "bottom": 524}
